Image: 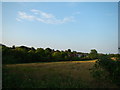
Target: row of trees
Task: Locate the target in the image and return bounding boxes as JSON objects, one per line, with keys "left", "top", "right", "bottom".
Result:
{"left": 1, "top": 44, "right": 99, "bottom": 64}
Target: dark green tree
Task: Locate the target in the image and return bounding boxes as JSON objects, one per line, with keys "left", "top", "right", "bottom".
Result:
{"left": 12, "top": 45, "right": 15, "bottom": 49}
{"left": 89, "top": 49, "right": 98, "bottom": 59}
{"left": 35, "top": 48, "right": 45, "bottom": 61}
{"left": 68, "top": 49, "right": 71, "bottom": 52}
{"left": 52, "top": 51, "right": 62, "bottom": 61}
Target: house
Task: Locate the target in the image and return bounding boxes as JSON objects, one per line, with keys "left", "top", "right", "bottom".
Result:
{"left": 76, "top": 54, "right": 82, "bottom": 57}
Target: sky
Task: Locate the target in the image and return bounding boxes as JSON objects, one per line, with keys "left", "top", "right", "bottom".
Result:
{"left": 2, "top": 2, "right": 118, "bottom": 54}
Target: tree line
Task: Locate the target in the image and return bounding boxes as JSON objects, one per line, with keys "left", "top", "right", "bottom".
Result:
{"left": 1, "top": 44, "right": 100, "bottom": 64}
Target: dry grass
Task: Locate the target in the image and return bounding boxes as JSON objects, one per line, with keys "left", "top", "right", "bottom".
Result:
{"left": 3, "top": 60, "right": 118, "bottom": 88}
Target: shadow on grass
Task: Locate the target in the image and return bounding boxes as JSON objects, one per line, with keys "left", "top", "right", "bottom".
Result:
{"left": 2, "top": 67, "right": 89, "bottom": 88}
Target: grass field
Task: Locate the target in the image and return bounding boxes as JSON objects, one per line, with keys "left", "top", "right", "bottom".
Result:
{"left": 3, "top": 60, "right": 118, "bottom": 88}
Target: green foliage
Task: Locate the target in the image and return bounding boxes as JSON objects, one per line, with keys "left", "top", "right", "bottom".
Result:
{"left": 35, "top": 48, "right": 45, "bottom": 59}
{"left": 89, "top": 49, "right": 98, "bottom": 59}
{"left": 2, "top": 44, "right": 99, "bottom": 64}
{"left": 67, "top": 49, "right": 71, "bottom": 52}
{"left": 52, "top": 51, "right": 62, "bottom": 61}
{"left": 91, "top": 54, "right": 120, "bottom": 87}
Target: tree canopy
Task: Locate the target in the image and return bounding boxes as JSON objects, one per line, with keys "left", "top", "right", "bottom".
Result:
{"left": 1, "top": 44, "right": 109, "bottom": 64}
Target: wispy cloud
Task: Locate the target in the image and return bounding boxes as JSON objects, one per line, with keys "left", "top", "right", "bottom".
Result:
{"left": 16, "top": 18, "right": 22, "bottom": 22}
{"left": 18, "top": 11, "right": 35, "bottom": 21}
{"left": 31, "top": 9, "right": 54, "bottom": 19}
{"left": 16, "top": 9, "right": 75, "bottom": 24}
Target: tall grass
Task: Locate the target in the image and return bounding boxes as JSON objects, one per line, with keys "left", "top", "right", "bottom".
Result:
{"left": 2, "top": 60, "right": 118, "bottom": 88}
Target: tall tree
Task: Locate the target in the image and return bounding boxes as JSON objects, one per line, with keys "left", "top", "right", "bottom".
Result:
{"left": 89, "top": 49, "right": 98, "bottom": 59}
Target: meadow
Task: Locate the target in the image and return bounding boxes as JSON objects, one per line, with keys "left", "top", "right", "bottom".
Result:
{"left": 2, "top": 60, "right": 118, "bottom": 88}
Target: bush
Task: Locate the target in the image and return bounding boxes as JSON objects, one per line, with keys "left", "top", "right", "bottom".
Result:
{"left": 91, "top": 54, "right": 120, "bottom": 87}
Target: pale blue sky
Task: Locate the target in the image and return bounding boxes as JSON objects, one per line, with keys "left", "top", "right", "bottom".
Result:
{"left": 2, "top": 2, "right": 118, "bottom": 53}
